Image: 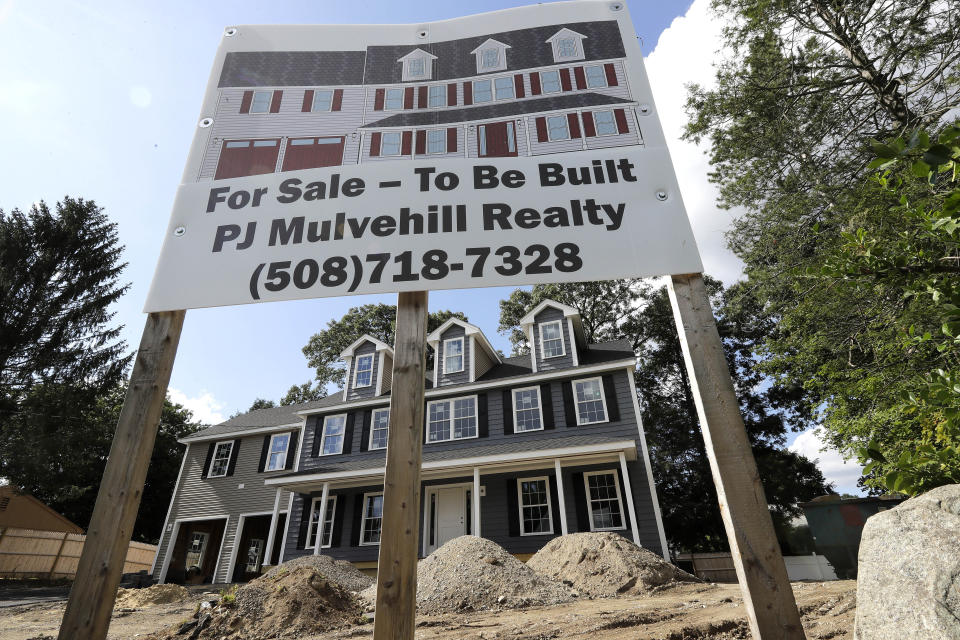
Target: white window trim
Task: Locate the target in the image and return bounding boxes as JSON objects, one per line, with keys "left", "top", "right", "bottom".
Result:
{"left": 426, "top": 128, "right": 446, "bottom": 155}
{"left": 584, "top": 64, "right": 608, "bottom": 89}
{"left": 319, "top": 414, "right": 347, "bottom": 456}
{"left": 208, "top": 440, "right": 234, "bottom": 478}
{"left": 574, "top": 376, "right": 609, "bottom": 425}
{"left": 383, "top": 87, "right": 404, "bottom": 111}
{"left": 359, "top": 491, "right": 384, "bottom": 546}
{"left": 426, "top": 395, "right": 479, "bottom": 443}
{"left": 546, "top": 114, "right": 571, "bottom": 142}
{"left": 427, "top": 84, "right": 447, "bottom": 108}
{"left": 512, "top": 386, "right": 544, "bottom": 433}
{"left": 539, "top": 320, "right": 566, "bottom": 359}
{"left": 353, "top": 353, "right": 374, "bottom": 388}
{"left": 249, "top": 90, "right": 274, "bottom": 114}
{"left": 492, "top": 75, "right": 516, "bottom": 101}
{"left": 472, "top": 78, "right": 494, "bottom": 103}
{"left": 442, "top": 337, "right": 465, "bottom": 374}
{"left": 264, "top": 432, "right": 290, "bottom": 471}
{"left": 380, "top": 131, "right": 403, "bottom": 157}
{"left": 369, "top": 408, "right": 390, "bottom": 450}
{"left": 592, "top": 109, "right": 619, "bottom": 137}
{"left": 583, "top": 470, "right": 627, "bottom": 532}
{"left": 539, "top": 70, "right": 562, "bottom": 94}
{"left": 305, "top": 495, "right": 338, "bottom": 549}
{"left": 517, "top": 476, "right": 554, "bottom": 536}
{"left": 311, "top": 89, "right": 334, "bottom": 112}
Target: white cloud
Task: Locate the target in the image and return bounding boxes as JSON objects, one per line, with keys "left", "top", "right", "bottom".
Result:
{"left": 168, "top": 388, "right": 225, "bottom": 425}
{"left": 644, "top": 0, "right": 745, "bottom": 284}
{"left": 129, "top": 85, "right": 152, "bottom": 108}
{"left": 789, "top": 428, "right": 865, "bottom": 495}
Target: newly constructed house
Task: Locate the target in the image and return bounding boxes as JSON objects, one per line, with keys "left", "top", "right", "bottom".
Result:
{"left": 152, "top": 300, "right": 667, "bottom": 583}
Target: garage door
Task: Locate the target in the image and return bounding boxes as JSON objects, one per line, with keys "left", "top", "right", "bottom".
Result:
{"left": 214, "top": 139, "right": 281, "bottom": 180}
{"left": 281, "top": 136, "right": 345, "bottom": 171}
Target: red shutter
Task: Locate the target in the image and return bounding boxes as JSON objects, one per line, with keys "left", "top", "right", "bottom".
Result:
{"left": 535, "top": 117, "right": 548, "bottom": 143}
{"left": 301, "top": 90, "right": 314, "bottom": 112}
{"left": 415, "top": 130, "right": 426, "bottom": 155}
{"left": 370, "top": 132, "right": 381, "bottom": 157}
{"left": 401, "top": 131, "right": 412, "bottom": 155}
{"left": 374, "top": 88, "right": 385, "bottom": 111}
{"left": 240, "top": 91, "right": 253, "bottom": 114}
{"left": 568, "top": 113, "right": 581, "bottom": 138}
{"left": 269, "top": 91, "right": 282, "bottom": 113}
{"left": 418, "top": 86, "right": 428, "bottom": 109}
{"left": 463, "top": 82, "right": 473, "bottom": 105}
{"left": 447, "top": 127, "right": 457, "bottom": 153}
{"left": 332, "top": 89, "right": 343, "bottom": 111}
{"left": 530, "top": 73, "right": 542, "bottom": 95}
{"left": 403, "top": 87, "right": 414, "bottom": 109}
{"left": 604, "top": 63, "right": 618, "bottom": 86}
{"left": 614, "top": 108, "right": 629, "bottom": 134}
{"left": 447, "top": 83, "right": 457, "bottom": 106}
{"left": 574, "top": 67, "right": 587, "bottom": 90}
{"left": 582, "top": 111, "right": 597, "bottom": 137}
{"left": 560, "top": 68, "right": 572, "bottom": 91}
{"left": 514, "top": 74, "right": 525, "bottom": 99}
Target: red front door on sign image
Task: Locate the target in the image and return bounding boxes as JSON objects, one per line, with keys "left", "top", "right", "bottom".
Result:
{"left": 478, "top": 121, "right": 518, "bottom": 158}
{"left": 281, "top": 136, "right": 345, "bottom": 171}
{"left": 214, "top": 138, "right": 281, "bottom": 180}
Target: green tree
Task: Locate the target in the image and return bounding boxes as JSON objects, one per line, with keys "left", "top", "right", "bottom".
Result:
{"left": 248, "top": 398, "right": 277, "bottom": 411}
{"left": 280, "top": 381, "right": 325, "bottom": 405}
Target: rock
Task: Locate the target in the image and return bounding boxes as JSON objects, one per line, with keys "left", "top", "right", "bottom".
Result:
{"left": 854, "top": 484, "right": 960, "bottom": 640}
{"left": 177, "top": 619, "right": 197, "bottom": 635}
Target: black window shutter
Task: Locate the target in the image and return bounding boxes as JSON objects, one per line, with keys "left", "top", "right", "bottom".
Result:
{"left": 572, "top": 472, "right": 590, "bottom": 531}
{"left": 350, "top": 494, "right": 365, "bottom": 546}
{"left": 359, "top": 411, "right": 372, "bottom": 452}
{"left": 477, "top": 394, "right": 488, "bottom": 438}
{"left": 343, "top": 413, "right": 356, "bottom": 454}
{"left": 602, "top": 374, "right": 619, "bottom": 422}
{"left": 331, "top": 496, "right": 345, "bottom": 546}
{"left": 502, "top": 390, "right": 514, "bottom": 435}
{"left": 226, "top": 440, "right": 241, "bottom": 476}
{"left": 548, "top": 474, "right": 562, "bottom": 535}
{"left": 540, "top": 383, "right": 554, "bottom": 429}
{"left": 562, "top": 381, "right": 577, "bottom": 427}
{"left": 296, "top": 495, "right": 311, "bottom": 549}
{"left": 285, "top": 432, "right": 299, "bottom": 470}
{"left": 506, "top": 478, "right": 520, "bottom": 537}
{"left": 311, "top": 418, "right": 322, "bottom": 457}
{"left": 202, "top": 443, "right": 215, "bottom": 478}
{"left": 257, "top": 435, "right": 270, "bottom": 472}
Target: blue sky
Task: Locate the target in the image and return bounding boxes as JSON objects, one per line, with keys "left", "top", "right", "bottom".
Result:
{"left": 0, "top": 0, "right": 862, "bottom": 493}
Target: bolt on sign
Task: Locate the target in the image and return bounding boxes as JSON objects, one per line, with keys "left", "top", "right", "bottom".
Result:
{"left": 144, "top": 0, "right": 702, "bottom": 312}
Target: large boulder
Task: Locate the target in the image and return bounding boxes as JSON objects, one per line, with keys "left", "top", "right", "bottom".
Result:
{"left": 854, "top": 484, "right": 960, "bottom": 640}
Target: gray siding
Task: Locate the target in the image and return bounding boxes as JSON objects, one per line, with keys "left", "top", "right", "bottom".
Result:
{"left": 436, "top": 325, "right": 470, "bottom": 386}
{"left": 532, "top": 307, "right": 575, "bottom": 372}
{"left": 473, "top": 338, "right": 494, "bottom": 379}
{"left": 380, "top": 352, "right": 393, "bottom": 393}
{"left": 345, "top": 341, "right": 379, "bottom": 401}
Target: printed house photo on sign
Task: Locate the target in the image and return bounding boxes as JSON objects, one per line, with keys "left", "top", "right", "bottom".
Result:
{"left": 203, "top": 20, "right": 642, "bottom": 181}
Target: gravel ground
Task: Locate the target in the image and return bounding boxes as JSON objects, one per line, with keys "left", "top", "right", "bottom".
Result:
{"left": 262, "top": 554, "right": 374, "bottom": 593}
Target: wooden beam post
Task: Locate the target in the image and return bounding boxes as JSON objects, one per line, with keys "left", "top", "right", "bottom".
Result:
{"left": 58, "top": 310, "right": 185, "bottom": 640}
{"left": 668, "top": 274, "right": 804, "bottom": 640}
{"left": 373, "top": 291, "right": 428, "bottom": 640}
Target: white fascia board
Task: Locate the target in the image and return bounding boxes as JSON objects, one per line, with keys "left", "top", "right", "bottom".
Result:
{"left": 469, "top": 38, "right": 511, "bottom": 54}
{"left": 180, "top": 421, "right": 303, "bottom": 444}
{"left": 397, "top": 47, "right": 437, "bottom": 61}
{"left": 545, "top": 27, "right": 587, "bottom": 43}
{"left": 339, "top": 334, "right": 393, "bottom": 359}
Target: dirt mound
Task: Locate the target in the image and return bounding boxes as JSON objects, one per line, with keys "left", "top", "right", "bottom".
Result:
{"left": 114, "top": 584, "right": 189, "bottom": 609}
{"left": 262, "top": 553, "right": 373, "bottom": 593}
{"left": 362, "top": 535, "right": 573, "bottom": 614}
{"left": 526, "top": 532, "right": 698, "bottom": 597}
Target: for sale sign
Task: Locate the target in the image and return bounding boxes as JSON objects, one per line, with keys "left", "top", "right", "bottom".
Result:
{"left": 145, "top": 0, "right": 701, "bottom": 311}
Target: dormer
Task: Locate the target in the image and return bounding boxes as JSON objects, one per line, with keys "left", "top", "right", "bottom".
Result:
{"left": 519, "top": 300, "right": 586, "bottom": 373}
{"left": 398, "top": 48, "right": 437, "bottom": 82}
{"left": 427, "top": 318, "right": 502, "bottom": 386}
{"left": 470, "top": 38, "right": 510, "bottom": 74}
{"left": 340, "top": 335, "right": 394, "bottom": 400}
{"left": 546, "top": 28, "right": 587, "bottom": 63}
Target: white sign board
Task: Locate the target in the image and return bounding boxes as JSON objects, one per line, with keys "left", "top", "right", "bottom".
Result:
{"left": 145, "top": 0, "right": 701, "bottom": 311}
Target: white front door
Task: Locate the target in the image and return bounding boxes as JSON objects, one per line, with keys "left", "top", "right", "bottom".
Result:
{"left": 426, "top": 486, "right": 467, "bottom": 554}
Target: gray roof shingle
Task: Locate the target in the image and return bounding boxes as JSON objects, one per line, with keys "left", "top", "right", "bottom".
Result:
{"left": 218, "top": 51, "right": 367, "bottom": 88}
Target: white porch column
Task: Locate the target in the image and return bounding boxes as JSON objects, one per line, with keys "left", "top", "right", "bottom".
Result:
{"left": 313, "top": 483, "right": 330, "bottom": 556}
{"left": 554, "top": 459, "right": 568, "bottom": 535}
{"left": 619, "top": 452, "right": 641, "bottom": 545}
{"left": 264, "top": 488, "right": 283, "bottom": 565}
{"left": 473, "top": 467, "right": 481, "bottom": 537}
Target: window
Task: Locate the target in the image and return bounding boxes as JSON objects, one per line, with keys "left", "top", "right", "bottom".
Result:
{"left": 443, "top": 337, "right": 464, "bottom": 373}
{"left": 473, "top": 79, "right": 493, "bottom": 103}
{"left": 319, "top": 414, "right": 347, "bottom": 455}
{"left": 427, "top": 129, "right": 446, "bottom": 154}
{"left": 584, "top": 472, "right": 626, "bottom": 531}
{"left": 573, "top": 378, "right": 607, "bottom": 424}
{"left": 494, "top": 76, "right": 514, "bottom": 100}
{"left": 585, "top": 65, "right": 607, "bottom": 88}
{"left": 540, "top": 320, "right": 565, "bottom": 358}
{"left": 265, "top": 433, "right": 290, "bottom": 471}
{"left": 547, "top": 115, "right": 570, "bottom": 141}
{"left": 208, "top": 441, "right": 233, "bottom": 478}
{"left": 185, "top": 531, "right": 208, "bottom": 569}
{"left": 518, "top": 477, "right": 553, "bottom": 535}
{"left": 360, "top": 493, "right": 384, "bottom": 545}
{"left": 540, "top": 70, "right": 561, "bottom": 94}
{"left": 556, "top": 37, "right": 579, "bottom": 59}
{"left": 427, "top": 396, "right": 477, "bottom": 442}
{"left": 480, "top": 48, "right": 500, "bottom": 69}
{"left": 250, "top": 90, "right": 273, "bottom": 113}
{"left": 513, "top": 387, "right": 543, "bottom": 432}
{"left": 245, "top": 538, "right": 264, "bottom": 573}
{"left": 407, "top": 58, "right": 425, "bottom": 78}
{"left": 381, "top": 132, "right": 402, "bottom": 156}
{"left": 307, "top": 495, "right": 338, "bottom": 549}
{"left": 428, "top": 85, "right": 446, "bottom": 108}
{"left": 593, "top": 110, "right": 618, "bottom": 136}
{"left": 354, "top": 354, "right": 373, "bottom": 388}
{"left": 384, "top": 88, "right": 403, "bottom": 110}
{"left": 370, "top": 408, "right": 390, "bottom": 450}
{"left": 311, "top": 89, "right": 334, "bottom": 112}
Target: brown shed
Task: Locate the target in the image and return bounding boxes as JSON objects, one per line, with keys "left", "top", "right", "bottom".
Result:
{"left": 0, "top": 486, "right": 83, "bottom": 534}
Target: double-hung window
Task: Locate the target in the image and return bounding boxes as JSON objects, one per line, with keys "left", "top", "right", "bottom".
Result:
{"left": 360, "top": 493, "right": 384, "bottom": 545}
{"left": 427, "top": 129, "right": 446, "bottom": 154}
{"left": 407, "top": 58, "right": 425, "bottom": 78}
{"left": 513, "top": 387, "right": 543, "bottom": 432}
{"left": 319, "top": 414, "right": 347, "bottom": 455}
{"left": 427, "top": 396, "right": 477, "bottom": 442}
{"left": 443, "top": 337, "right": 464, "bottom": 373}
{"left": 369, "top": 408, "right": 390, "bottom": 450}
{"left": 494, "top": 76, "right": 514, "bottom": 100}
{"left": 428, "top": 85, "right": 446, "bottom": 107}
{"left": 585, "top": 65, "right": 607, "bottom": 88}
{"left": 480, "top": 48, "right": 500, "bottom": 70}
{"left": 265, "top": 433, "right": 290, "bottom": 471}
{"left": 518, "top": 477, "right": 553, "bottom": 535}
{"left": 354, "top": 354, "right": 373, "bottom": 388}
{"left": 307, "top": 495, "right": 338, "bottom": 548}
{"left": 540, "top": 70, "right": 562, "bottom": 94}
{"left": 573, "top": 377, "right": 607, "bottom": 424}
{"left": 381, "top": 132, "right": 402, "bottom": 156}
{"left": 473, "top": 79, "right": 493, "bottom": 103}
{"left": 311, "top": 89, "right": 334, "bottom": 111}
{"left": 384, "top": 88, "right": 403, "bottom": 110}
{"left": 208, "top": 441, "right": 233, "bottom": 478}
{"left": 556, "top": 37, "right": 578, "bottom": 59}
{"left": 593, "top": 110, "right": 618, "bottom": 136}
{"left": 584, "top": 471, "right": 626, "bottom": 530}
{"left": 540, "top": 320, "right": 565, "bottom": 358}
{"left": 249, "top": 90, "right": 273, "bottom": 113}
{"left": 547, "top": 115, "right": 571, "bottom": 141}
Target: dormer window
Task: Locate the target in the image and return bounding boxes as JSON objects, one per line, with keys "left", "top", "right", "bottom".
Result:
{"left": 398, "top": 49, "right": 437, "bottom": 82}
{"left": 556, "top": 38, "right": 578, "bottom": 58}
{"left": 354, "top": 354, "right": 373, "bottom": 388}
{"left": 408, "top": 58, "right": 425, "bottom": 77}
{"left": 443, "top": 337, "right": 464, "bottom": 373}
{"left": 481, "top": 48, "right": 499, "bottom": 69}
{"left": 471, "top": 38, "right": 509, "bottom": 73}
{"left": 547, "top": 28, "right": 587, "bottom": 63}
{"left": 540, "top": 320, "right": 565, "bottom": 358}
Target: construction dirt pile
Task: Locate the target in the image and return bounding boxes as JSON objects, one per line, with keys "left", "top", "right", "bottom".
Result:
{"left": 526, "top": 532, "right": 699, "bottom": 597}
{"left": 262, "top": 553, "right": 374, "bottom": 593}
{"left": 114, "top": 584, "right": 190, "bottom": 609}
